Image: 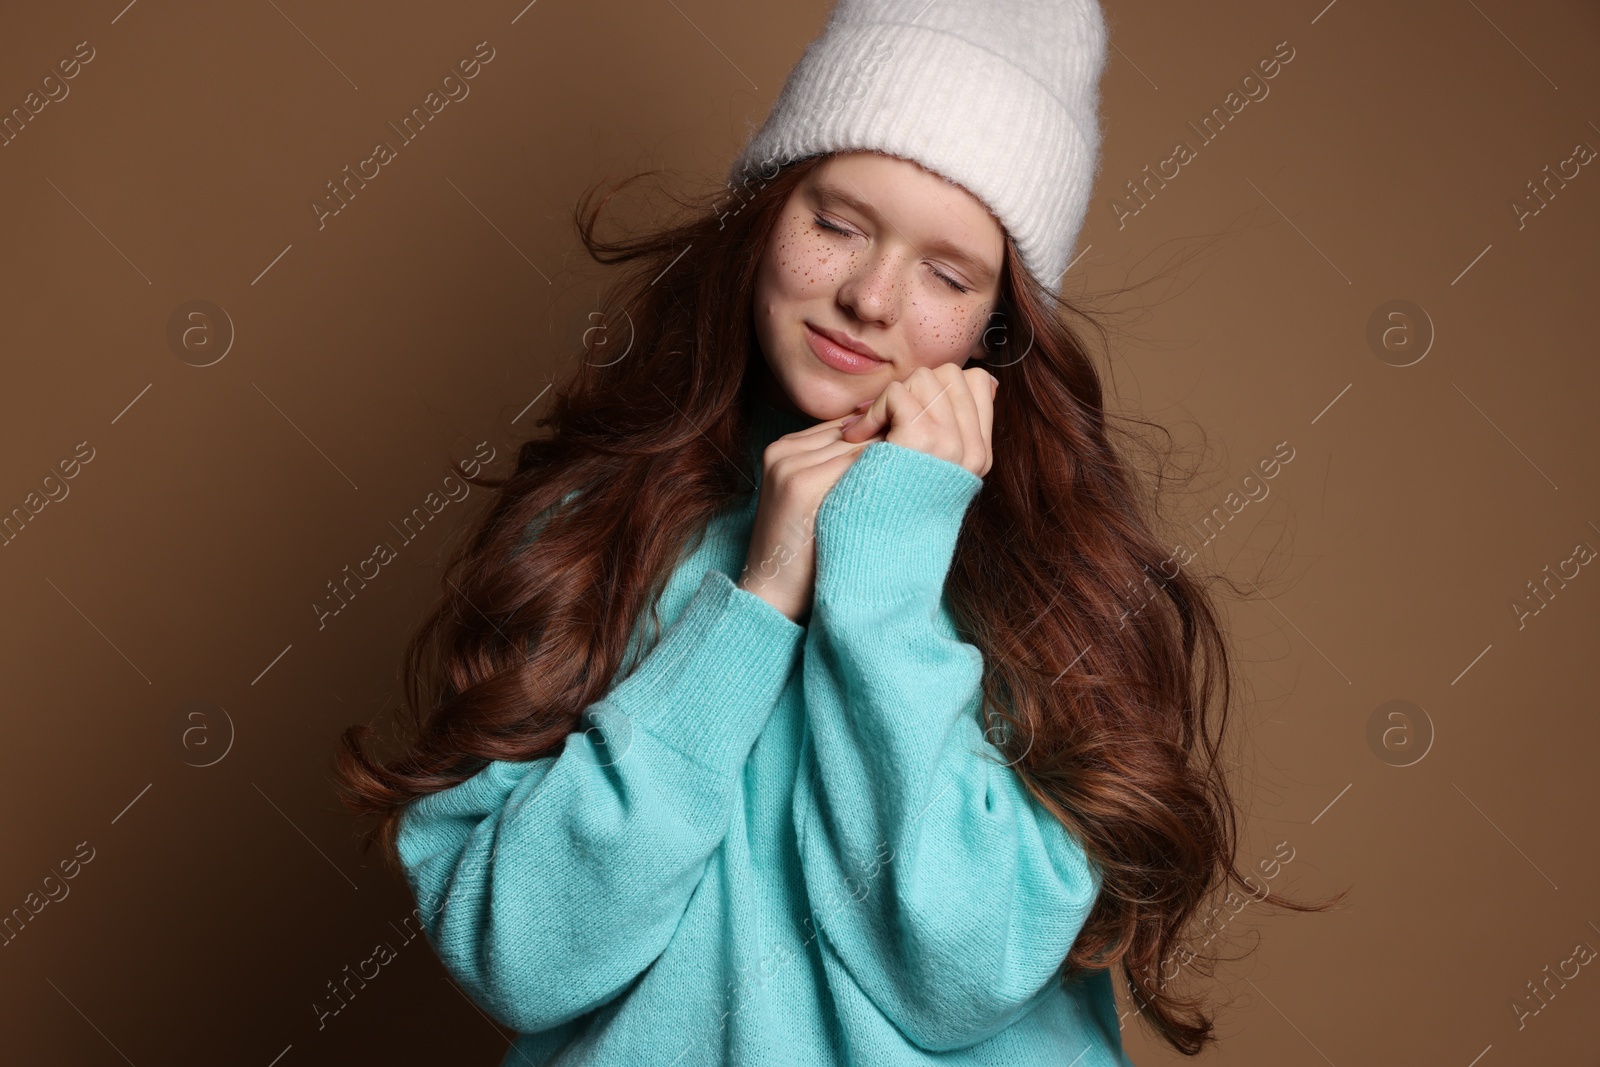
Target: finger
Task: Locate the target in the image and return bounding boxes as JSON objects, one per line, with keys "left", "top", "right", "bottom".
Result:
{"left": 939, "top": 365, "right": 988, "bottom": 472}
{"left": 780, "top": 426, "right": 886, "bottom": 466}
{"left": 902, "top": 365, "right": 967, "bottom": 464}
{"left": 840, "top": 381, "right": 902, "bottom": 444}
{"left": 962, "top": 366, "right": 997, "bottom": 476}
{"left": 761, "top": 408, "right": 869, "bottom": 462}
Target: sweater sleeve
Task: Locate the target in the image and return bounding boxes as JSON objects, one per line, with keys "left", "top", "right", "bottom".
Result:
{"left": 395, "top": 565, "right": 804, "bottom": 1034}
{"left": 792, "top": 440, "right": 1103, "bottom": 1053}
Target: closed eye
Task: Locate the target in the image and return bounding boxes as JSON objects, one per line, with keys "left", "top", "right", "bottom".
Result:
{"left": 929, "top": 267, "right": 971, "bottom": 294}
{"left": 813, "top": 214, "right": 852, "bottom": 237}
{"left": 812, "top": 214, "right": 972, "bottom": 294}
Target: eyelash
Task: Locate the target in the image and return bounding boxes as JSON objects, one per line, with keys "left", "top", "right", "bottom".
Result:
{"left": 811, "top": 214, "right": 971, "bottom": 294}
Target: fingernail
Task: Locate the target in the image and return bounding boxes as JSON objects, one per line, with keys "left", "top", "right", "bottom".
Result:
{"left": 840, "top": 414, "right": 861, "bottom": 430}
{"left": 854, "top": 399, "right": 873, "bottom": 410}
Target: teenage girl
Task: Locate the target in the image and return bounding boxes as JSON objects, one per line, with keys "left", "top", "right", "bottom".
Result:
{"left": 336, "top": 0, "right": 1334, "bottom": 1062}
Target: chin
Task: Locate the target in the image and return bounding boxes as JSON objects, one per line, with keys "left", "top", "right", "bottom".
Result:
{"left": 781, "top": 365, "right": 865, "bottom": 421}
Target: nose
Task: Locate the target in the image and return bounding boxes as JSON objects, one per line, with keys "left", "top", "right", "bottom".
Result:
{"left": 836, "top": 246, "right": 901, "bottom": 328}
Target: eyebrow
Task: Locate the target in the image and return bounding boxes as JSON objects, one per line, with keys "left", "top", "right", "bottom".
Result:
{"left": 810, "top": 181, "right": 998, "bottom": 288}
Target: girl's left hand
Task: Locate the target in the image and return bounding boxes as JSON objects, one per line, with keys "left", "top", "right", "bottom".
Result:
{"left": 839, "top": 363, "right": 998, "bottom": 478}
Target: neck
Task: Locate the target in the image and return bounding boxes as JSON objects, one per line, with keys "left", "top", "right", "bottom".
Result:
{"left": 759, "top": 374, "right": 805, "bottom": 419}
{"left": 747, "top": 396, "right": 817, "bottom": 453}
{"left": 752, "top": 357, "right": 809, "bottom": 419}
{"left": 746, "top": 358, "right": 816, "bottom": 449}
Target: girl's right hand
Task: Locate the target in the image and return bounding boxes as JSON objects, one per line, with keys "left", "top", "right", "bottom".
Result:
{"left": 737, "top": 411, "right": 884, "bottom": 624}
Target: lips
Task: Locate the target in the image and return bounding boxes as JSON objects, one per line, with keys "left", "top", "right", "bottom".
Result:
{"left": 804, "top": 322, "right": 888, "bottom": 376}
{"left": 806, "top": 322, "right": 882, "bottom": 361}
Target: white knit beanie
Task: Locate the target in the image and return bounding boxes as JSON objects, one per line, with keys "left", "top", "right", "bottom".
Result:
{"left": 728, "top": 0, "right": 1109, "bottom": 292}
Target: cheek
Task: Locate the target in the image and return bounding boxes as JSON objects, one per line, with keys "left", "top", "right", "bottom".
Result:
{"left": 903, "top": 295, "right": 990, "bottom": 361}
{"left": 766, "top": 216, "right": 852, "bottom": 297}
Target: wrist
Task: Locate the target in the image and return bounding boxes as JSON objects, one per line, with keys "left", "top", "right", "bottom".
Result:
{"left": 737, "top": 571, "right": 808, "bottom": 624}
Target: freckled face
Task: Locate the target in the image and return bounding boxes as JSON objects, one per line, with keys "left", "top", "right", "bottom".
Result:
{"left": 752, "top": 151, "right": 1005, "bottom": 420}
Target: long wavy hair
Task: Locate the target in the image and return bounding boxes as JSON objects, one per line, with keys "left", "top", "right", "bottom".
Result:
{"left": 333, "top": 152, "right": 1344, "bottom": 1055}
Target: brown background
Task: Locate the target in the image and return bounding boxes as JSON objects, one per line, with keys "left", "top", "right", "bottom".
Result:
{"left": 1, "top": 0, "right": 1596, "bottom": 1063}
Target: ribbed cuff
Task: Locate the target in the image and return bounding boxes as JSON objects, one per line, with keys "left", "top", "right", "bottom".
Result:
{"left": 813, "top": 441, "right": 983, "bottom": 610}
{"left": 604, "top": 567, "right": 804, "bottom": 772}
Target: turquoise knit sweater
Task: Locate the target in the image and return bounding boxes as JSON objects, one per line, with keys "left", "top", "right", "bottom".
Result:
{"left": 394, "top": 401, "right": 1136, "bottom": 1066}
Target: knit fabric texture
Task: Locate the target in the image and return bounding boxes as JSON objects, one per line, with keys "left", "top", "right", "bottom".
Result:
{"left": 394, "top": 402, "right": 1135, "bottom": 1065}
{"left": 727, "top": 0, "right": 1110, "bottom": 291}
